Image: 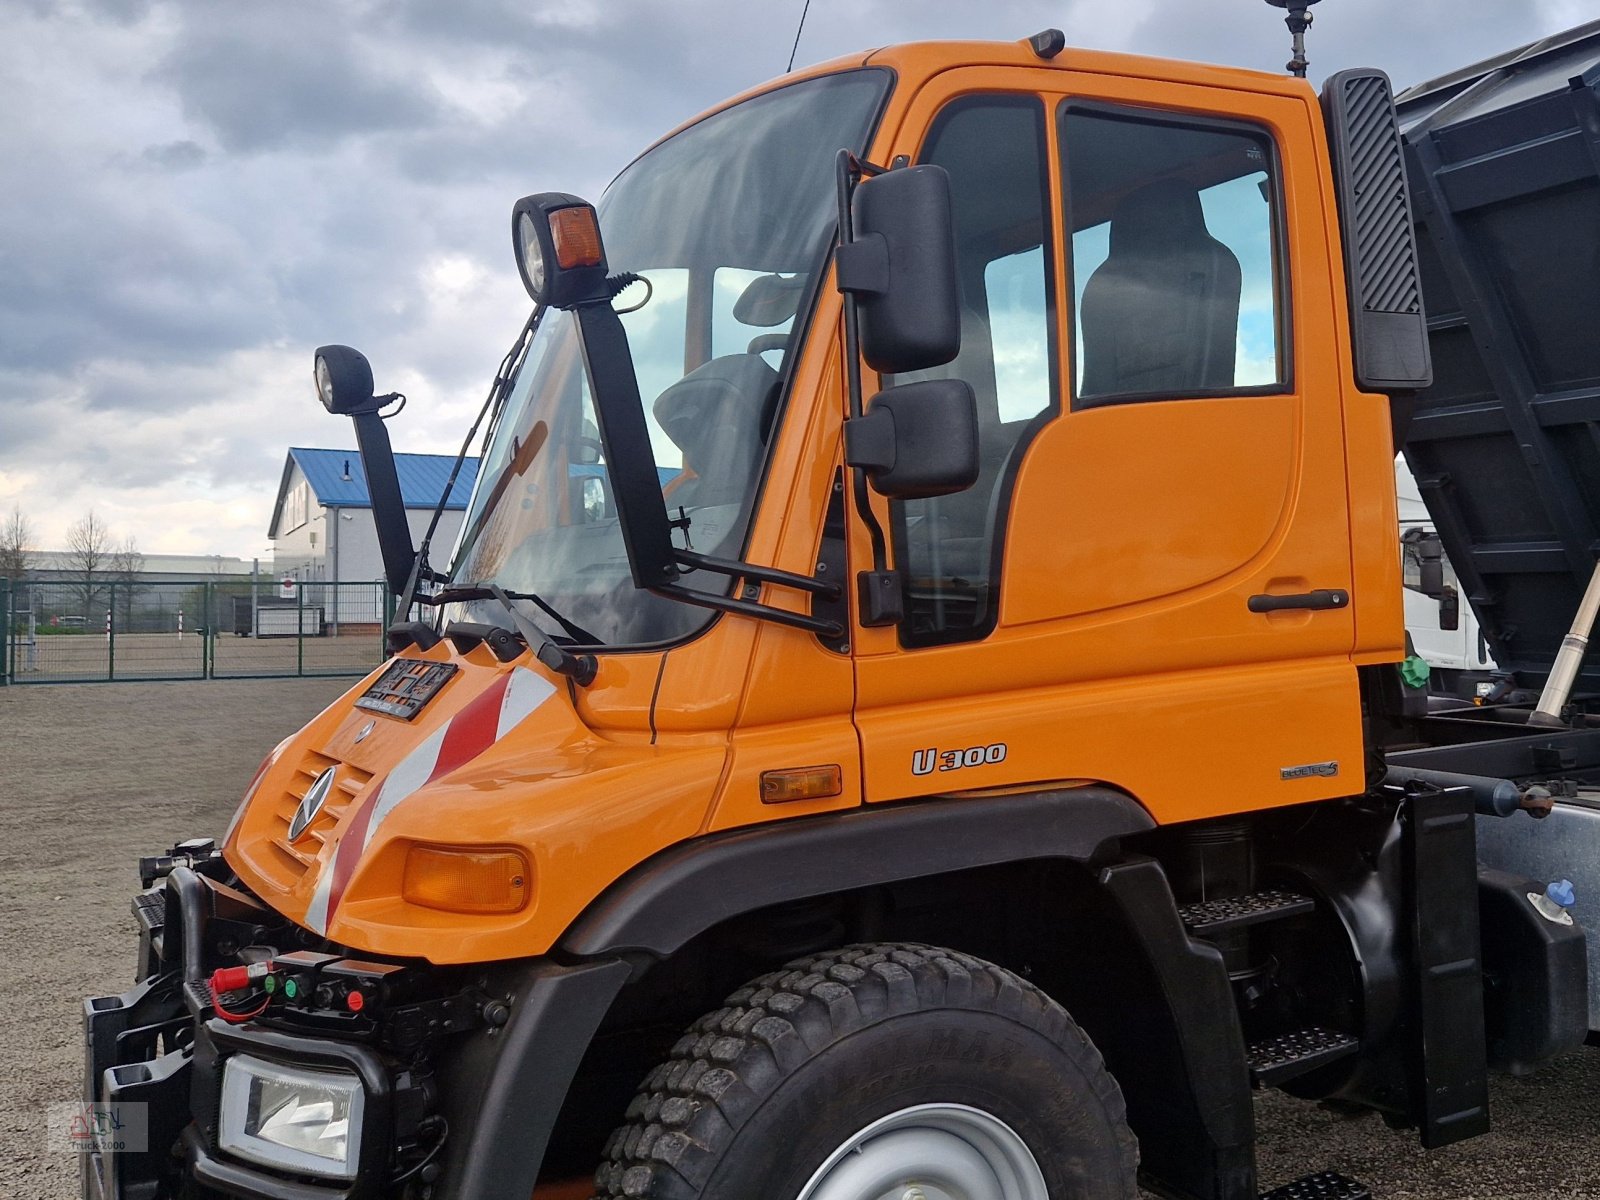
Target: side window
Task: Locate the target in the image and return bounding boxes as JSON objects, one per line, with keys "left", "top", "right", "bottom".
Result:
{"left": 1061, "top": 105, "right": 1286, "bottom": 405}
{"left": 891, "top": 95, "right": 1057, "bottom": 647}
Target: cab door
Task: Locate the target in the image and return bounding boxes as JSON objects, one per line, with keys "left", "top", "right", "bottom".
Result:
{"left": 850, "top": 69, "right": 1363, "bottom": 825}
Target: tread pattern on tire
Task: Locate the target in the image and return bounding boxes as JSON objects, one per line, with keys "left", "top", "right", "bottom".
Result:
{"left": 590, "top": 941, "right": 1137, "bottom": 1199}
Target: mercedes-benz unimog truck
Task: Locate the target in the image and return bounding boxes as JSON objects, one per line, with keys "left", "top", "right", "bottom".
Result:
{"left": 81, "top": 9, "right": 1600, "bottom": 1200}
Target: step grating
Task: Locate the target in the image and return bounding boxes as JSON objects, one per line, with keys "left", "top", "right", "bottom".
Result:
{"left": 1259, "top": 1170, "right": 1371, "bottom": 1200}
{"left": 1179, "top": 890, "right": 1315, "bottom": 936}
{"left": 1248, "top": 1026, "right": 1359, "bottom": 1088}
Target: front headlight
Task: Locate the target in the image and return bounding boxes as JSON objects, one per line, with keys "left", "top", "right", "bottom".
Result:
{"left": 219, "top": 1054, "right": 365, "bottom": 1180}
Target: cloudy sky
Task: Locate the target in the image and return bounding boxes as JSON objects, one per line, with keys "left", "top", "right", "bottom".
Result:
{"left": 0, "top": 0, "right": 1587, "bottom": 561}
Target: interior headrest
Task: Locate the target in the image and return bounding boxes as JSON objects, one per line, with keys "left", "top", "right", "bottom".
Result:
{"left": 1109, "top": 179, "right": 1210, "bottom": 256}
{"left": 652, "top": 355, "right": 781, "bottom": 455}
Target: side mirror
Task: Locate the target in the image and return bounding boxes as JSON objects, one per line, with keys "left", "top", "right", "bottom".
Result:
{"left": 845, "top": 379, "right": 979, "bottom": 500}
{"left": 1415, "top": 531, "right": 1445, "bottom": 598}
{"left": 314, "top": 345, "right": 377, "bottom": 415}
{"left": 1439, "top": 584, "right": 1461, "bottom": 631}
{"left": 837, "top": 165, "right": 961, "bottom": 374}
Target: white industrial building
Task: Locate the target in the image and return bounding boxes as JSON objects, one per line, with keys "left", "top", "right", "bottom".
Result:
{"left": 267, "top": 448, "right": 480, "bottom": 627}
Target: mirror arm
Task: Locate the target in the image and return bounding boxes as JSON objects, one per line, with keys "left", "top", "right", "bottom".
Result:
{"left": 348, "top": 408, "right": 418, "bottom": 598}
{"left": 834, "top": 148, "right": 903, "bottom": 627}
{"left": 651, "top": 583, "right": 844, "bottom": 638}
{"left": 571, "top": 300, "right": 680, "bottom": 590}
{"left": 674, "top": 548, "right": 841, "bottom": 601}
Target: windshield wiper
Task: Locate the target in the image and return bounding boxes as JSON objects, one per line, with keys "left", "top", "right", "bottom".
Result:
{"left": 423, "top": 584, "right": 601, "bottom": 646}
{"left": 434, "top": 584, "right": 598, "bottom": 686}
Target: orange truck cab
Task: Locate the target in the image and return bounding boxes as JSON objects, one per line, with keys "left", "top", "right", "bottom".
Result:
{"left": 83, "top": 17, "right": 1594, "bottom": 1200}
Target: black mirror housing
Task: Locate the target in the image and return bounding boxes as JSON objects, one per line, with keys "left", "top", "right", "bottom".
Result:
{"left": 1440, "top": 585, "right": 1461, "bottom": 631}
{"left": 314, "top": 345, "right": 377, "bottom": 415}
{"left": 846, "top": 379, "right": 979, "bottom": 500}
{"left": 838, "top": 164, "right": 961, "bottom": 374}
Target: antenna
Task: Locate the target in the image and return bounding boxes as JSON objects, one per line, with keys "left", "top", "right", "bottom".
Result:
{"left": 1265, "top": 0, "right": 1323, "bottom": 79}
{"left": 786, "top": 0, "right": 813, "bottom": 74}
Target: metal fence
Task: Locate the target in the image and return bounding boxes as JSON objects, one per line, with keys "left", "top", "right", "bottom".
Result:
{"left": 1, "top": 578, "right": 393, "bottom": 685}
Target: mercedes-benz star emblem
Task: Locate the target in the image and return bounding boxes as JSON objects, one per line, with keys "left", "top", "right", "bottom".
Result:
{"left": 289, "top": 766, "right": 337, "bottom": 841}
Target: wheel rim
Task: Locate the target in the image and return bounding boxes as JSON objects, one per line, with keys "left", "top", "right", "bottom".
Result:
{"left": 795, "top": 1102, "right": 1048, "bottom": 1200}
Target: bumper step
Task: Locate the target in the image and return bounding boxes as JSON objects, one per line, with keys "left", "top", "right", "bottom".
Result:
{"left": 1248, "top": 1026, "right": 1359, "bottom": 1087}
{"left": 1179, "top": 890, "right": 1315, "bottom": 936}
{"left": 1260, "top": 1171, "right": 1371, "bottom": 1200}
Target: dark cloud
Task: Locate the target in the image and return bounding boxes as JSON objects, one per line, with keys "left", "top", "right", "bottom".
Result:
{"left": 153, "top": 5, "right": 447, "bottom": 153}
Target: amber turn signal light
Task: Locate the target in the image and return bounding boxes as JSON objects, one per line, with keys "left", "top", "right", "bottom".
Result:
{"left": 402, "top": 845, "right": 531, "bottom": 914}
{"left": 760, "top": 764, "right": 844, "bottom": 804}
{"left": 549, "top": 206, "right": 604, "bottom": 270}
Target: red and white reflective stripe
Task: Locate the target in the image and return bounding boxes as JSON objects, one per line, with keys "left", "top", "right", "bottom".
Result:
{"left": 305, "top": 667, "right": 556, "bottom": 934}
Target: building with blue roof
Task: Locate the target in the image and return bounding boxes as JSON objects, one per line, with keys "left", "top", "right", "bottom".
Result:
{"left": 268, "top": 448, "right": 480, "bottom": 587}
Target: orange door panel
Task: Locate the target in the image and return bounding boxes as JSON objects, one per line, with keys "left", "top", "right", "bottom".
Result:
{"left": 850, "top": 69, "right": 1364, "bottom": 828}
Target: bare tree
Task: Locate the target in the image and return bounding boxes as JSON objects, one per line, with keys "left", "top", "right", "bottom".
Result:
{"left": 66, "top": 510, "right": 111, "bottom": 620}
{"left": 108, "top": 534, "right": 145, "bottom": 628}
{"left": 0, "top": 505, "right": 32, "bottom": 583}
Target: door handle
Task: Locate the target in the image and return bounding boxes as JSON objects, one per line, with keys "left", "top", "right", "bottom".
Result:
{"left": 1248, "top": 589, "right": 1350, "bottom": 614}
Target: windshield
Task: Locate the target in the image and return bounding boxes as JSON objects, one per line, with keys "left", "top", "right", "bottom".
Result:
{"left": 447, "top": 69, "right": 889, "bottom": 647}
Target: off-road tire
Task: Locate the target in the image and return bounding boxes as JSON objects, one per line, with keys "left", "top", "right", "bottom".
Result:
{"left": 590, "top": 941, "right": 1139, "bottom": 1199}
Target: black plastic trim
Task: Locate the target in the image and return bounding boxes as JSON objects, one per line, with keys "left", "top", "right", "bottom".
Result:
{"left": 435, "top": 959, "right": 631, "bottom": 1200}
{"left": 1247, "top": 588, "right": 1350, "bottom": 613}
{"left": 1094, "top": 856, "right": 1257, "bottom": 1200}
{"left": 185, "top": 1126, "right": 349, "bottom": 1200}
{"left": 1321, "top": 68, "right": 1433, "bottom": 394}
{"left": 562, "top": 788, "right": 1153, "bottom": 959}
{"left": 573, "top": 301, "right": 680, "bottom": 590}
{"left": 348, "top": 410, "right": 417, "bottom": 597}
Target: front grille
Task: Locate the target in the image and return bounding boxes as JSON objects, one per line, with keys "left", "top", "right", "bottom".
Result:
{"left": 266, "top": 749, "right": 373, "bottom": 884}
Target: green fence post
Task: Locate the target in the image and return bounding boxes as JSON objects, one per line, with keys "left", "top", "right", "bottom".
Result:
{"left": 203, "top": 581, "right": 213, "bottom": 679}
{"left": 107, "top": 582, "right": 116, "bottom": 681}
{"left": 297, "top": 581, "right": 305, "bottom": 677}
{"left": 1, "top": 578, "right": 10, "bottom": 686}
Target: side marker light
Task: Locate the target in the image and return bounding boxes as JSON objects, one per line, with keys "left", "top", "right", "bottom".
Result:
{"left": 760, "top": 765, "right": 845, "bottom": 804}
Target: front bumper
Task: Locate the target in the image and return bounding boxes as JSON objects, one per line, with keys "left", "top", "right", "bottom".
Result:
{"left": 81, "top": 866, "right": 400, "bottom": 1200}
{"left": 83, "top": 847, "right": 631, "bottom": 1200}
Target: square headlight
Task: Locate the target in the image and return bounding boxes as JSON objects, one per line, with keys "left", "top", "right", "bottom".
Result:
{"left": 219, "top": 1054, "right": 365, "bottom": 1181}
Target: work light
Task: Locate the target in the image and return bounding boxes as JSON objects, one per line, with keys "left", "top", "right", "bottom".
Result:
{"left": 511, "top": 193, "right": 609, "bottom": 309}
{"left": 218, "top": 1054, "right": 366, "bottom": 1180}
{"left": 312, "top": 345, "right": 376, "bottom": 415}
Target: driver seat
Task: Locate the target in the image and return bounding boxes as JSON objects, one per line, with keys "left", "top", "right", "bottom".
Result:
{"left": 652, "top": 355, "right": 781, "bottom": 509}
{"left": 1079, "top": 179, "right": 1241, "bottom": 401}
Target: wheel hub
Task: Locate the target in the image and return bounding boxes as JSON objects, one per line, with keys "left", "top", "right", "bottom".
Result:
{"left": 795, "top": 1103, "right": 1048, "bottom": 1200}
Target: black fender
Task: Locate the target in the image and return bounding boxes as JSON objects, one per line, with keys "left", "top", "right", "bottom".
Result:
{"left": 434, "top": 958, "right": 631, "bottom": 1200}
{"left": 563, "top": 787, "right": 1155, "bottom": 959}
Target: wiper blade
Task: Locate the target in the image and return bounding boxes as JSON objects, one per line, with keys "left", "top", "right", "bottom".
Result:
{"left": 422, "top": 584, "right": 601, "bottom": 646}
{"left": 434, "top": 586, "right": 597, "bottom": 686}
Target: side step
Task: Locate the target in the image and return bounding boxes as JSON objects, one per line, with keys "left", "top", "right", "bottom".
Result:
{"left": 1247, "top": 1027, "right": 1359, "bottom": 1088}
{"left": 1178, "top": 890, "right": 1315, "bottom": 936}
{"left": 1260, "top": 1171, "right": 1371, "bottom": 1200}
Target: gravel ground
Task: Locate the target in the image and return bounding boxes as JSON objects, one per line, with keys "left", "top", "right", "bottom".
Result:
{"left": 1, "top": 677, "right": 1597, "bottom": 1199}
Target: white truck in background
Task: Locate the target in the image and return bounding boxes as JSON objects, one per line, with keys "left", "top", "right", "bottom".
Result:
{"left": 1397, "top": 456, "right": 1497, "bottom": 697}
